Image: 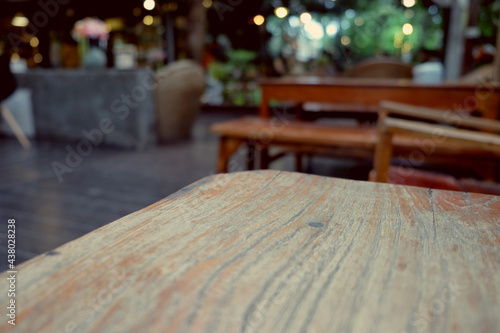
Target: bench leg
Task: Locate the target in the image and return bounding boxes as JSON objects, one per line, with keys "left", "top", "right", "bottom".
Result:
{"left": 373, "top": 131, "right": 393, "bottom": 183}
{"left": 217, "top": 137, "right": 243, "bottom": 173}
{"left": 306, "top": 153, "right": 314, "bottom": 173}
{"left": 247, "top": 143, "right": 255, "bottom": 170}
{"left": 295, "top": 153, "right": 303, "bottom": 172}
{"left": 259, "top": 146, "right": 270, "bottom": 169}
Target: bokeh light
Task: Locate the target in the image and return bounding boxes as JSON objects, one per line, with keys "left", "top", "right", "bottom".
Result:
{"left": 300, "top": 12, "right": 312, "bottom": 24}
{"left": 253, "top": 15, "right": 265, "bottom": 26}
{"left": 202, "top": 0, "right": 212, "bottom": 8}
{"left": 326, "top": 22, "right": 339, "bottom": 36}
{"left": 341, "top": 36, "right": 351, "bottom": 45}
{"left": 402, "top": 0, "right": 416, "bottom": 8}
{"left": 30, "top": 37, "right": 39, "bottom": 48}
{"left": 143, "top": 0, "right": 155, "bottom": 11}
{"left": 275, "top": 7, "right": 289, "bottom": 18}
{"left": 143, "top": 15, "right": 154, "bottom": 25}
{"left": 304, "top": 21, "right": 324, "bottom": 39}
{"left": 402, "top": 23, "right": 413, "bottom": 35}
{"left": 34, "top": 53, "right": 43, "bottom": 63}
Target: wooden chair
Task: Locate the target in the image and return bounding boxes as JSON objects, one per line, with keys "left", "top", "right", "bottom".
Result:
{"left": 370, "top": 101, "right": 500, "bottom": 195}
{"left": 347, "top": 58, "right": 413, "bottom": 79}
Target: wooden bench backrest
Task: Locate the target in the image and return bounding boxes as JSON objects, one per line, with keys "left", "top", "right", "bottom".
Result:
{"left": 373, "top": 101, "right": 500, "bottom": 183}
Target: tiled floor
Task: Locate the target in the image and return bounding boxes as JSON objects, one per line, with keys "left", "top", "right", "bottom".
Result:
{"left": 0, "top": 111, "right": 372, "bottom": 271}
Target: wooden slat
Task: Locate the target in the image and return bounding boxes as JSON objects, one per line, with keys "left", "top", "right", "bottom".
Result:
{"left": 1, "top": 171, "right": 499, "bottom": 332}
{"left": 380, "top": 100, "right": 500, "bottom": 132}
{"left": 385, "top": 118, "right": 500, "bottom": 154}
{"left": 211, "top": 117, "right": 378, "bottom": 148}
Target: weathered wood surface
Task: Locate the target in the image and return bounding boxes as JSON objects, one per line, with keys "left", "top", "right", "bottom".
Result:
{"left": 1, "top": 170, "right": 499, "bottom": 333}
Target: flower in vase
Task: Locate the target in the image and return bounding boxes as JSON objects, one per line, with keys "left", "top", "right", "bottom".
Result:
{"left": 72, "top": 17, "right": 109, "bottom": 41}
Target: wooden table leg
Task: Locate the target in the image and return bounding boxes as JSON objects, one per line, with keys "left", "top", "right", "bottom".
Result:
{"left": 217, "top": 137, "right": 243, "bottom": 173}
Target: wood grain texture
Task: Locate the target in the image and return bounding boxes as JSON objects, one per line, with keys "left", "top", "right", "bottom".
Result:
{"left": 1, "top": 170, "right": 499, "bottom": 333}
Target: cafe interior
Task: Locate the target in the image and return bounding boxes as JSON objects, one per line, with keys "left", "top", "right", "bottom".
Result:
{"left": 0, "top": 0, "right": 500, "bottom": 331}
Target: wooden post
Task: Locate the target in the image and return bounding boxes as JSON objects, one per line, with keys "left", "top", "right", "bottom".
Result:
{"left": 165, "top": 11, "right": 176, "bottom": 63}
{"left": 461, "top": 0, "right": 480, "bottom": 75}
{"left": 444, "top": 1, "right": 467, "bottom": 80}
{"left": 186, "top": 0, "right": 207, "bottom": 64}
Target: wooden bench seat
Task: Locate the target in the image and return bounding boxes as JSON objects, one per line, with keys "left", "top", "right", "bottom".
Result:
{"left": 211, "top": 116, "right": 500, "bottom": 174}
{"left": 211, "top": 117, "right": 375, "bottom": 172}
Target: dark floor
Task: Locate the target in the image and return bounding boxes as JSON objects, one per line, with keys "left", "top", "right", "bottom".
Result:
{"left": 0, "top": 111, "right": 371, "bottom": 272}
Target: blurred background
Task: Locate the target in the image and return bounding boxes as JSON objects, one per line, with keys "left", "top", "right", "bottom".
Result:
{"left": 1, "top": 0, "right": 498, "bottom": 105}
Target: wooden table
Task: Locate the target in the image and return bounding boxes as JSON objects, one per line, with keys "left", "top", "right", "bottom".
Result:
{"left": 2, "top": 171, "right": 499, "bottom": 332}
{"left": 260, "top": 77, "right": 500, "bottom": 120}
{"left": 212, "top": 77, "right": 500, "bottom": 172}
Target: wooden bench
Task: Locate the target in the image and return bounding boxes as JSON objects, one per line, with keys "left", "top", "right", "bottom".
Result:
{"left": 370, "top": 101, "right": 500, "bottom": 193}
{"left": 211, "top": 115, "right": 500, "bottom": 174}
{"left": 211, "top": 117, "right": 377, "bottom": 172}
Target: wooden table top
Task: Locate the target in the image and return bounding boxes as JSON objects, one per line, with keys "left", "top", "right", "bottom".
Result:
{"left": 2, "top": 171, "right": 499, "bottom": 333}
{"left": 260, "top": 76, "right": 500, "bottom": 90}
{"left": 258, "top": 77, "right": 500, "bottom": 119}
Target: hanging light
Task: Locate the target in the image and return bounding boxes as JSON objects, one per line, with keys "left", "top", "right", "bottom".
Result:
{"left": 11, "top": 13, "right": 29, "bottom": 27}
{"left": 143, "top": 0, "right": 155, "bottom": 11}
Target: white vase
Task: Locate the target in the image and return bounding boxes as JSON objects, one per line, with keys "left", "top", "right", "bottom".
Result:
{"left": 83, "top": 39, "right": 107, "bottom": 69}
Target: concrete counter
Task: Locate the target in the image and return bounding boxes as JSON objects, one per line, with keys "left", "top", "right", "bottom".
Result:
{"left": 15, "top": 68, "right": 157, "bottom": 149}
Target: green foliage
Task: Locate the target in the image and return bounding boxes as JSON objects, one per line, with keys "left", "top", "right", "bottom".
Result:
{"left": 226, "top": 49, "right": 258, "bottom": 65}
{"left": 208, "top": 49, "right": 258, "bottom": 82}
{"left": 340, "top": 3, "right": 440, "bottom": 59}
{"left": 479, "top": 0, "right": 499, "bottom": 39}
{"left": 207, "top": 49, "right": 260, "bottom": 105}
{"left": 262, "top": 0, "right": 444, "bottom": 66}
{"left": 207, "top": 62, "right": 230, "bottom": 82}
